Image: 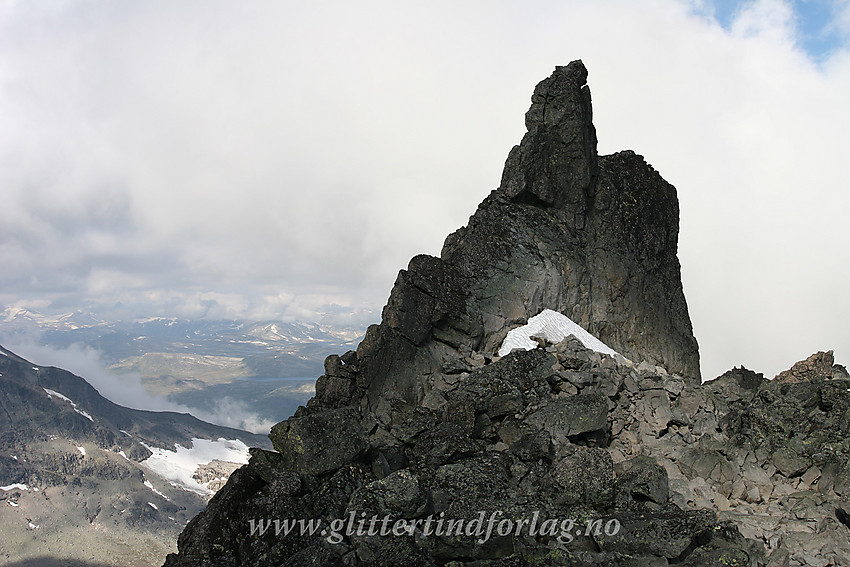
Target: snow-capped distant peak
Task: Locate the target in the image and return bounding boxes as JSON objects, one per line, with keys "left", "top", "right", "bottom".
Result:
{"left": 498, "top": 309, "right": 620, "bottom": 358}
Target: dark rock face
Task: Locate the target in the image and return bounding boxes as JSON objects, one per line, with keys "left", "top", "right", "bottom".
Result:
{"left": 443, "top": 62, "right": 698, "bottom": 382}
{"left": 162, "top": 63, "right": 850, "bottom": 566}
{"left": 310, "top": 61, "right": 699, "bottom": 420}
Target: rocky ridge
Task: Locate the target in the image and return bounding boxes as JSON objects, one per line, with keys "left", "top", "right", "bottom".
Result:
{"left": 0, "top": 344, "right": 270, "bottom": 566}
{"left": 163, "top": 62, "right": 850, "bottom": 566}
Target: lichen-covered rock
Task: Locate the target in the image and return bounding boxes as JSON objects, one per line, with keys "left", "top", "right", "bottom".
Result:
{"left": 614, "top": 455, "right": 669, "bottom": 511}
{"left": 269, "top": 407, "right": 367, "bottom": 475}
{"left": 524, "top": 392, "right": 609, "bottom": 447}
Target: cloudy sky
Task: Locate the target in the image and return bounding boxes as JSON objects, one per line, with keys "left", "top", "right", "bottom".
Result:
{"left": 1, "top": 0, "right": 848, "bottom": 381}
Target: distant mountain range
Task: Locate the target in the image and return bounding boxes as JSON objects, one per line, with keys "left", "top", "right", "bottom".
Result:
{"left": 0, "top": 307, "right": 370, "bottom": 429}
{"left": 0, "top": 343, "right": 270, "bottom": 566}
{"left": 1, "top": 307, "right": 365, "bottom": 375}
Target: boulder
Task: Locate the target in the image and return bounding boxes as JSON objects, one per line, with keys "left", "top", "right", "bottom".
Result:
{"left": 268, "top": 407, "right": 368, "bottom": 475}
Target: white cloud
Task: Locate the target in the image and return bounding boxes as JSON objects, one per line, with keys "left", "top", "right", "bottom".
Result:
{"left": 0, "top": 1, "right": 848, "bottom": 380}
{"left": 189, "top": 399, "right": 276, "bottom": 436}
{"left": 3, "top": 340, "right": 188, "bottom": 411}
{"left": 825, "top": 0, "right": 850, "bottom": 37}
{"left": 731, "top": 0, "right": 796, "bottom": 42}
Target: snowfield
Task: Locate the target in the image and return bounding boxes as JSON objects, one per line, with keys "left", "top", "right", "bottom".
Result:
{"left": 498, "top": 309, "right": 620, "bottom": 358}
{"left": 141, "top": 438, "right": 249, "bottom": 495}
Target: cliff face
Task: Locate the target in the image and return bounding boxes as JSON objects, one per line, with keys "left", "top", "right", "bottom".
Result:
{"left": 161, "top": 64, "right": 850, "bottom": 567}
{"left": 441, "top": 62, "right": 699, "bottom": 381}
{"left": 313, "top": 62, "right": 699, "bottom": 419}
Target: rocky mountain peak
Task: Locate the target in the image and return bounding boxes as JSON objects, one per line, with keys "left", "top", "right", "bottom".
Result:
{"left": 310, "top": 61, "right": 700, "bottom": 421}
{"left": 502, "top": 60, "right": 597, "bottom": 207}
{"left": 158, "top": 64, "right": 850, "bottom": 567}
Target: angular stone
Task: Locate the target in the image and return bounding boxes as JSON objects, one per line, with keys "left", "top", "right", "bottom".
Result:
{"left": 347, "top": 469, "right": 426, "bottom": 518}
{"left": 525, "top": 391, "right": 608, "bottom": 446}
{"left": 772, "top": 448, "right": 809, "bottom": 478}
{"left": 247, "top": 447, "right": 285, "bottom": 484}
{"left": 595, "top": 509, "right": 717, "bottom": 557}
{"left": 550, "top": 445, "right": 614, "bottom": 509}
{"left": 614, "top": 455, "right": 669, "bottom": 510}
{"left": 800, "top": 466, "right": 821, "bottom": 488}
{"left": 269, "top": 407, "right": 367, "bottom": 475}
{"left": 509, "top": 430, "right": 551, "bottom": 462}
{"left": 391, "top": 405, "right": 437, "bottom": 443}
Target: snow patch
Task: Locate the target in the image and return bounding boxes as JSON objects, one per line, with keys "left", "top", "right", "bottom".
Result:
{"left": 118, "top": 450, "right": 129, "bottom": 460}
{"left": 77, "top": 446, "right": 86, "bottom": 456}
{"left": 43, "top": 388, "right": 94, "bottom": 422}
{"left": 140, "top": 438, "right": 249, "bottom": 496}
{"left": 144, "top": 479, "right": 168, "bottom": 500}
{"left": 43, "top": 388, "right": 72, "bottom": 403}
{"left": 148, "top": 502, "right": 158, "bottom": 510}
{"left": 1, "top": 484, "right": 29, "bottom": 491}
{"left": 28, "top": 521, "right": 39, "bottom": 530}
{"left": 74, "top": 408, "right": 94, "bottom": 422}
{"left": 8, "top": 500, "right": 19, "bottom": 507}
{"left": 498, "top": 309, "right": 620, "bottom": 358}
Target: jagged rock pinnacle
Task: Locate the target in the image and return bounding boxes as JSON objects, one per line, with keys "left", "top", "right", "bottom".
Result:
{"left": 502, "top": 60, "right": 598, "bottom": 207}
{"left": 440, "top": 60, "right": 700, "bottom": 382}
{"left": 303, "top": 61, "right": 702, "bottom": 417}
